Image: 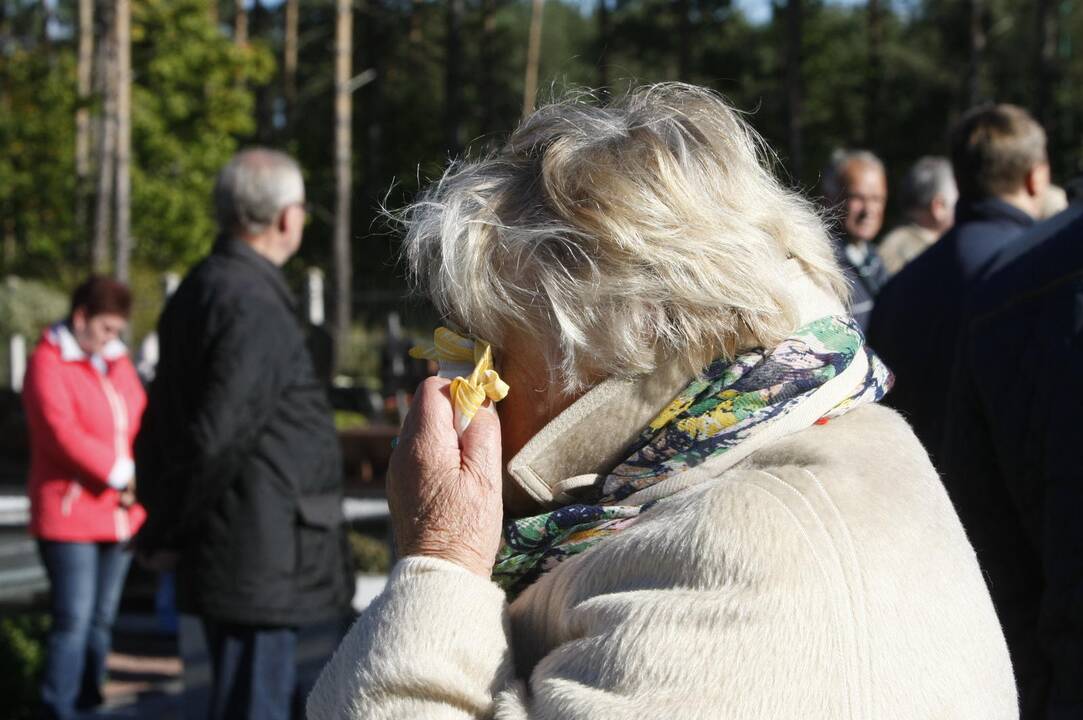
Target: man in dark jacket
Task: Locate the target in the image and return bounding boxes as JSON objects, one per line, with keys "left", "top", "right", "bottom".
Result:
{"left": 941, "top": 203, "right": 1083, "bottom": 720}
{"left": 822, "top": 148, "right": 891, "bottom": 330}
{"left": 867, "top": 104, "right": 1049, "bottom": 460}
{"left": 135, "top": 149, "right": 353, "bottom": 720}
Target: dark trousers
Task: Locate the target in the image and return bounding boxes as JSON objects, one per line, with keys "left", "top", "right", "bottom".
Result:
{"left": 202, "top": 620, "right": 299, "bottom": 720}
{"left": 37, "top": 540, "right": 132, "bottom": 720}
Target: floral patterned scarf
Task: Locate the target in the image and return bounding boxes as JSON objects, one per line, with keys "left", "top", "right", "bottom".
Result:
{"left": 491, "top": 315, "right": 892, "bottom": 599}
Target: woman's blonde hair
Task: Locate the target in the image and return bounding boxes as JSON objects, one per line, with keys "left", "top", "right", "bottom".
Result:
{"left": 401, "top": 83, "right": 846, "bottom": 393}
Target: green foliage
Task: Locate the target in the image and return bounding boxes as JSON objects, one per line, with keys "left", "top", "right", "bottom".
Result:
{"left": 0, "top": 612, "right": 50, "bottom": 720}
{"left": 348, "top": 529, "right": 391, "bottom": 574}
{"left": 0, "top": 0, "right": 273, "bottom": 280}
{"left": 0, "top": 47, "right": 78, "bottom": 276}
{"left": 0, "top": 277, "right": 69, "bottom": 340}
{"left": 130, "top": 0, "right": 274, "bottom": 269}
{"left": 0, "top": 276, "right": 68, "bottom": 388}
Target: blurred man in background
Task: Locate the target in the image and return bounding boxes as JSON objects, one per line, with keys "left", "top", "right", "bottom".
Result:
{"left": 868, "top": 104, "right": 1049, "bottom": 460}
{"left": 942, "top": 203, "right": 1083, "bottom": 719}
{"left": 135, "top": 149, "right": 353, "bottom": 720}
{"left": 879, "top": 156, "right": 958, "bottom": 274}
{"left": 822, "top": 149, "right": 890, "bottom": 329}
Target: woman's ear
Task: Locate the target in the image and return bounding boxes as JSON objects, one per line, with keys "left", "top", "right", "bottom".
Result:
{"left": 71, "top": 307, "right": 87, "bottom": 333}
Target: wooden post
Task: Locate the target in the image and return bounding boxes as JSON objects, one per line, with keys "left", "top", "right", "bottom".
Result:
{"left": 965, "top": 0, "right": 987, "bottom": 107}
{"left": 785, "top": 0, "right": 804, "bottom": 181}
{"left": 114, "top": 0, "right": 132, "bottom": 284}
{"left": 234, "top": 0, "right": 248, "bottom": 46}
{"left": 333, "top": 0, "right": 353, "bottom": 368}
{"left": 75, "top": 0, "right": 94, "bottom": 239}
{"left": 597, "top": 0, "right": 609, "bottom": 92}
{"left": 522, "top": 0, "right": 544, "bottom": 118}
{"left": 480, "top": 0, "right": 497, "bottom": 135}
{"left": 284, "top": 0, "right": 298, "bottom": 117}
{"left": 445, "top": 0, "right": 463, "bottom": 154}
{"left": 92, "top": 2, "right": 116, "bottom": 274}
{"left": 864, "top": 0, "right": 882, "bottom": 147}
{"left": 676, "top": 0, "right": 690, "bottom": 80}
{"left": 10, "top": 335, "right": 26, "bottom": 393}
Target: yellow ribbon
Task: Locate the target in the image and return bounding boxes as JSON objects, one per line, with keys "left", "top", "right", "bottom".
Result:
{"left": 410, "top": 327, "right": 510, "bottom": 434}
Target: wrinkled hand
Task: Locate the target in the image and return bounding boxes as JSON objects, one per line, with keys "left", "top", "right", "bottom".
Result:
{"left": 388, "top": 377, "right": 504, "bottom": 578}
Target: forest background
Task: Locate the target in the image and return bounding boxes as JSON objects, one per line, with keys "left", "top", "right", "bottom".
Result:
{"left": 2, "top": 0, "right": 1082, "bottom": 384}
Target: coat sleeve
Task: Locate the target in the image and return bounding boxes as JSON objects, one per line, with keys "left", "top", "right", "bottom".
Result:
{"left": 22, "top": 346, "right": 120, "bottom": 491}
{"left": 307, "top": 557, "right": 513, "bottom": 720}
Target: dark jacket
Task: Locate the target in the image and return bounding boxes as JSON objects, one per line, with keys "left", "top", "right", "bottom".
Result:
{"left": 941, "top": 205, "right": 1083, "bottom": 720}
{"left": 135, "top": 238, "right": 353, "bottom": 627}
{"left": 866, "top": 197, "right": 1035, "bottom": 459}
{"left": 834, "top": 239, "right": 889, "bottom": 331}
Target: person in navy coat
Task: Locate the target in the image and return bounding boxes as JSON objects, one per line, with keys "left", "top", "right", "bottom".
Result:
{"left": 867, "top": 104, "right": 1050, "bottom": 461}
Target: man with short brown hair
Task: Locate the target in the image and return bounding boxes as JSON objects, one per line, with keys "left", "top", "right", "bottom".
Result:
{"left": 868, "top": 104, "right": 1050, "bottom": 459}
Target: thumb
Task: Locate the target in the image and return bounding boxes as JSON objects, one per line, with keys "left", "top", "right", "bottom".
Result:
{"left": 459, "top": 401, "right": 502, "bottom": 484}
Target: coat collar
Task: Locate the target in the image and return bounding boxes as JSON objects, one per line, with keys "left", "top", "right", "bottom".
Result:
{"left": 506, "top": 260, "right": 855, "bottom": 508}
{"left": 955, "top": 197, "right": 1036, "bottom": 229}
{"left": 47, "top": 322, "right": 127, "bottom": 364}
{"left": 214, "top": 235, "right": 297, "bottom": 310}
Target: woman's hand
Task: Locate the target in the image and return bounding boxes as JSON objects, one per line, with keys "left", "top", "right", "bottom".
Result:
{"left": 388, "top": 377, "right": 504, "bottom": 578}
{"left": 119, "top": 476, "right": 137, "bottom": 508}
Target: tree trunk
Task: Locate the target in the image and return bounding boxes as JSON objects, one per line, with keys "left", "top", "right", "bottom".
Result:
{"left": 1033, "top": 0, "right": 1057, "bottom": 137}
{"left": 864, "top": 0, "right": 882, "bottom": 147}
{"left": 445, "top": 0, "right": 464, "bottom": 154}
{"left": 114, "top": 0, "right": 131, "bottom": 284}
{"left": 333, "top": 0, "right": 353, "bottom": 368}
{"left": 234, "top": 0, "right": 247, "bottom": 46}
{"left": 75, "top": 0, "right": 94, "bottom": 240}
{"left": 597, "top": 0, "right": 609, "bottom": 92}
{"left": 209, "top": 0, "right": 218, "bottom": 28}
{"left": 676, "top": 0, "right": 690, "bottom": 81}
{"left": 480, "top": 0, "right": 497, "bottom": 135}
{"left": 409, "top": 0, "right": 423, "bottom": 43}
{"left": 965, "top": 0, "right": 986, "bottom": 107}
{"left": 284, "top": 0, "right": 298, "bottom": 119}
{"left": 92, "top": 2, "right": 117, "bottom": 274}
{"left": 39, "top": 0, "right": 53, "bottom": 47}
{"left": 522, "top": 0, "right": 544, "bottom": 118}
{"left": 784, "top": 0, "right": 804, "bottom": 182}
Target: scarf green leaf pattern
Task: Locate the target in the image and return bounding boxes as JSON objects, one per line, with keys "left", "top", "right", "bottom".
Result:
{"left": 491, "top": 315, "right": 892, "bottom": 599}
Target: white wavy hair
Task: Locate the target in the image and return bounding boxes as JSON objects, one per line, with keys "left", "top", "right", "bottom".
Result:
{"left": 401, "top": 83, "right": 847, "bottom": 394}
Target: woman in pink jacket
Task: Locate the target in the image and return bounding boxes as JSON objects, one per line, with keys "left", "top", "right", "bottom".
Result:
{"left": 22, "top": 276, "right": 146, "bottom": 720}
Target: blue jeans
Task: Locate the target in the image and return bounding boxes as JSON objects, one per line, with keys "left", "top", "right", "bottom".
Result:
{"left": 37, "top": 540, "right": 132, "bottom": 720}
{"left": 202, "top": 621, "right": 298, "bottom": 720}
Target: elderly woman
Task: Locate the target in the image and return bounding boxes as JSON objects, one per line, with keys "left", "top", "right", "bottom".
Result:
{"left": 309, "top": 85, "right": 1016, "bottom": 719}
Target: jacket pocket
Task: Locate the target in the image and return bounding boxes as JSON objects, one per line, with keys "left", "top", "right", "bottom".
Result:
{"left": 60, "top": 481, "right": 82, "bottom": 516}
{"left": 294, "top": 493, "right": 344, "bottom": 589}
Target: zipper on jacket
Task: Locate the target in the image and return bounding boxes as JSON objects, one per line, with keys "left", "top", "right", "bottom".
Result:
{"left": 97, "top": 373, "right": 130, "bottom": 463}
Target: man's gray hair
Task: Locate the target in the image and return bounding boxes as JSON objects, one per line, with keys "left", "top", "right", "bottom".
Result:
{"left": 214, "top": 148, "right": 305, "bottom": 235}
{"left": 822, "top": 148, "right": 885, "bottom": 202}
{"left": 901, "top": 156, "right": 955, "bottom": 213}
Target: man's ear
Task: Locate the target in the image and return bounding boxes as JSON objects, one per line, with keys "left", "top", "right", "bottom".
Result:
{"left": 277, "top": 207, "right": 291, "bottom": 233}
{"left": 1025, "top": 162, "right": 1051, "bottom": 198}
{"left": 71, "top": 307, "right": 87, "bottom": 333}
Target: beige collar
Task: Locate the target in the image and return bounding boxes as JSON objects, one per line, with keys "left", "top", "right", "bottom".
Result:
{"left": 506, "top": 260, "right": 851, "bottom": 508}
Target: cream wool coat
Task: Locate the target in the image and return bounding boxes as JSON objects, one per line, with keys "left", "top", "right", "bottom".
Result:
{"left": 308, "top": 282, "right": 1017, "bottom": 720}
